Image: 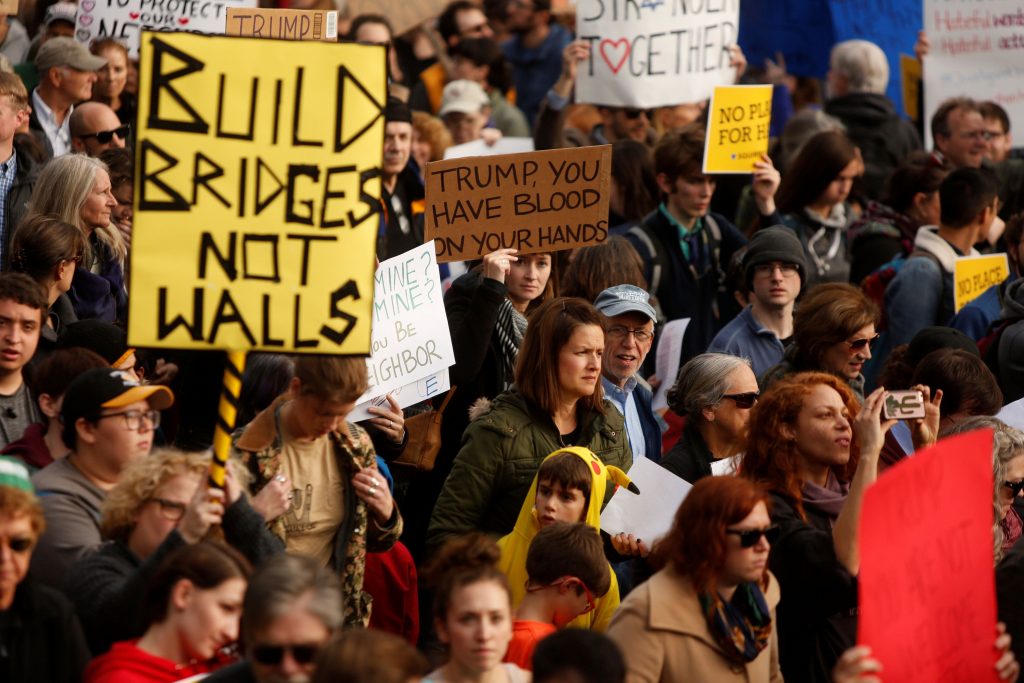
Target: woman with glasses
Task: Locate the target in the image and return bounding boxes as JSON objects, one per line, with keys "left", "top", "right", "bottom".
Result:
{"left": 0, "top": 456, "right": 90, "bottom": 683}
{"left": 66, "top": 448, "right": 284, "bottom": 655}
{"left": 607, "top": 475, "right": 782, "bottom": 682}
{"left": 85, "top": 541, "right": 251, "bottom": 682}
{"left": 762, "top": 282, "right": 879, "bottom": 401}
{"left": 660, "top": 353, "right": 760, "bottom": 484}
{"left": 740, "top": 372, "right": 891, "bottom": 683}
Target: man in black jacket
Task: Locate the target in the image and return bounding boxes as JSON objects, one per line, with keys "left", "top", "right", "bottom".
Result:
{"left": 0, "top": 73, "right": 38, "bottom": 267}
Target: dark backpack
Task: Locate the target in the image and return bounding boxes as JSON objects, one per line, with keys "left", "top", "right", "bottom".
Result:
{"left": 861, "top": 250, "right": 946, "bottom": 331}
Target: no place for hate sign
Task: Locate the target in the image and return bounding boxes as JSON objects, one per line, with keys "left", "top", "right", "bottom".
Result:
{"left": 576, "top": 0, "right": 740, "bottom": 108}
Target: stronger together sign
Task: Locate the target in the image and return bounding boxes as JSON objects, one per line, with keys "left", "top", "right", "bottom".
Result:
{"left": 128, "top": 31, "right": 386, "bottom": 354}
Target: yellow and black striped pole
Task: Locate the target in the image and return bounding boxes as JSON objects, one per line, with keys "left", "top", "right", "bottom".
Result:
{"left": 209, "top": 350, "right": 247, "bottom": 489}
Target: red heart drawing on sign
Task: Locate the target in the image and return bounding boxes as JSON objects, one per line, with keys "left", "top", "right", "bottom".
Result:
{"left": 599, "top": 38, "right": 630, "bottom": 75}
{"left": 178, "top": 17, "right": 189, "bottom": 25}
{"left": 80, "top": 0, "right": 95, "bottom": 11}
{"left": 129, "top": 11, "right": 140, "bottom": 18}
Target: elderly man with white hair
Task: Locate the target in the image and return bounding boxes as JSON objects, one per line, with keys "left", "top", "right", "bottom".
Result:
{"left": 824, "top": 39, "right": 922, "bottom": 200}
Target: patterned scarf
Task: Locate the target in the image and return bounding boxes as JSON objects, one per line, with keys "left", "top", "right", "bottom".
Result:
{"left": 698, "top": 582, "right": 773, "bottom": 664}
{"left": 495, "top": 298, "right": 528, "bottom": 389}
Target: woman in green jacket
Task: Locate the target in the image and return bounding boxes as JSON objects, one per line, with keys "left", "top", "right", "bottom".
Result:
{"left": 427, "top": 297, "right": 633, "bottom": 548}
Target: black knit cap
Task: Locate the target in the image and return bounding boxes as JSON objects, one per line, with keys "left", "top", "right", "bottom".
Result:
{"left": 742, "top": 225, "right": 808, "bottom": 290}
{"left": 384, "top": 96, "right": 412, "bottom": 124}
{"left": 907, "top": 326, "right": 980, "bottom": 365}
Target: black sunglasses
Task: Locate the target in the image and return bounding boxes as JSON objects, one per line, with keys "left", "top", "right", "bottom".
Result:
{"left": 622, "top": 108, "right": 648, "bottom": 120}
{"left": 2, "top": 536, "right": 33, "bottom": 552}
{"left": 726, "top": 525, "right": 780, "bottom": 548}
{"left": 1004, "top": 480, "right": 1024, "bottom": 497}
{"left": 722, "top": 391, "right": 760, "bottom": 409}
{"left": 845, "top": 334, "right": 880, "bottom": 352}
{"left": 251, "top": 644, "right": 320, "bottom": 666}
{"left": 79, "top": 123, "right": 130, "bottom": 144}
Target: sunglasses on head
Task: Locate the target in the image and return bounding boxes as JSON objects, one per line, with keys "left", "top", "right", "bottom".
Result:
{"left": 726, "top": 525, "right": 780, "bottom": 548}
{"left": 722, "top": 391, "right": 759, "bottom": 409}
{"left": 79, "top": 124, "right": 130, "bottom": 144}
{"left": 845, "top": 334, "right": 880, "bottom": 352}
{"left": 1004, "top": 480, "right": 1024, "bottom": 497}
{"left": 251, "top": 644, "right": 320, "bottom": 666}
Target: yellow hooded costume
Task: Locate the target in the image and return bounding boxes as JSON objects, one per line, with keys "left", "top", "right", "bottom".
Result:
{"left": 497, "top": 446, "right": 637, "bottom": 632}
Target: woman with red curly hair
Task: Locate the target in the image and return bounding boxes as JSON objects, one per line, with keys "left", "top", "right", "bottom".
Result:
{"left": 740, "top": 372, "right": 892, "bottom": 683}
{"left": 606, "top": 476, "right": 782, "bottom": 682}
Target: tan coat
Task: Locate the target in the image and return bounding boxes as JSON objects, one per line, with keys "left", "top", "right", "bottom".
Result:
{"left": 607, "top": 568, "right": 783, "bottom": 683}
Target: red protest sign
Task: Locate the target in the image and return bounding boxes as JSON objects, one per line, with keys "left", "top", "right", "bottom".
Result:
{"left": 859, "top": 429, "right": 998, "bottom": 683}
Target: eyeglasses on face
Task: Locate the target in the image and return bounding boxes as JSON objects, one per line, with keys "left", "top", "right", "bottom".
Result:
{"left": 726, "top": 525, "right": 780, "bottom": 548}
{"left": 526, "top": 576, "right": 596, "bottom": 614}
{"left": 607, "top": 325, "right": 653, "bottom": 343}
{"left": 148, "top": 497, "right": 187, "bottom": 521}
{"left": 1004, "top": 480, "right": 1024, "bottom": 497}
{"left": 721, "top": 391, "right": 759, "bottom": 409}
{"left": 251, "top": 643, "right": 321, "bottom": 666}
{"left": 79, "top": 123, "right": 130, "bottom": 144}
{"left": 843, "top": 334, "right": 880, "bottom": 352}
{"left": 752, "top": 262, "right": 800, "bottom": 277}
{"left": 621, "top": 108, "right": 649, "bottom": 120}
{"left": 0, "top": 536, "right": 34, "bottom": 553}
{"left": 96, "top": 409, "right": 161, "bottom": 431}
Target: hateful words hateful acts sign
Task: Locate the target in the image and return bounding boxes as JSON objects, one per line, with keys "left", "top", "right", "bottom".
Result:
{"left": 423, "top": 146, "right": 612, "bottom": 262}
{"left": 75, "top": 0, "right": 258, "bottom": 58}
{"left": 128, "top": 32, "right": 386, "bottom": 353}
{"left": 575, "top": 0, "right": 740, "bottom": 108}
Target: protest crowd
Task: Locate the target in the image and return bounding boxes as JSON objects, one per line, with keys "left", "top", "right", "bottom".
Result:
{"left": 5, "top": 0, "right": 1024, "bottom": 682}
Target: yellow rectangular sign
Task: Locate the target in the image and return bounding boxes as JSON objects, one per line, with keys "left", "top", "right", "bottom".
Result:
{"left": 901, "top": 54, "right": 922, "bottom": 123}
{"left": 128, "top": 31, "right": 386, "bottom": 353}
{"left": 954, "top": 253, "right": 1010, "bottom": 312}
{"left": 226, "top": 8, "right": 338, "bottom": 42}
{"left": 703, "top": 84, "right": 773, "bottom": 174}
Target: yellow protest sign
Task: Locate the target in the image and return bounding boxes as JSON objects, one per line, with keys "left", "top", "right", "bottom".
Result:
{"left": 703, "top": 85, "right": 773, "bottom": 174}
{"left": 128, "top": 32, "right": 386, "bottom": 354}
{"left": 226, "top": 7, "right": 338, "bottom": 41}
{"left": 954, "top": 253, "right": 1010, "bottom": 312}
{"left": 901, "top": 54, "right": 922, "bottom": 123}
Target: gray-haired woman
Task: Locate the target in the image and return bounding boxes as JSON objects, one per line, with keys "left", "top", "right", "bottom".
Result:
{"left": 660, "top": 353, "right": 759, "bottom": 484}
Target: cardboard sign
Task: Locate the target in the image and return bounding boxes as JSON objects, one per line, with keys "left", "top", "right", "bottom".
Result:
{"left": 0, "top": 0, "right": 18, "bottom": 16}
{"left": 954, "top": 253, "right": 1010, "bottom": 312}
{"left": 75, "top": 0, "right": 258, "bottom": 58}
{"left": 900, "top": 53, "right": 922, "bottom": 122}
{"left": 127, "top": 32, "right": 386, "bottom": 354}
{"left": 351, "top": 242, "right": 455, "bottom": 410}
{"left": 423, "top": 145, "right": 612, "bottom": 262}
{"left": 601, "top": 455, "right": 692, "bottom": 543}
{"left": 225, "top": 8, "right": 337, "bottom": 41}
{"left": 859, "top": 429, "right": 998, "bottom": 683}
{"left": 346, "top": 0, "right": 449, "bottom": 36}
{"left": 703, "top": 85, "right": 772, "bottom": 173}
{"left": 924, "top": 0, "right": 1024, "bottom": 148}
{"left": 575, "top": 0, "right": 740, "bottom": 107}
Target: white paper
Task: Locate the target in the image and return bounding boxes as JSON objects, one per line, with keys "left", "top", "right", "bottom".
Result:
{"left": 652, "top": 318, "right": 691, "bottom": 412}
{"left": 76, "top": 0, "right": 258, "bottom": 58}
{"left": 600, "top": 456, "right": 692, "bottom": 544}
{"left": 923, "top": 0, "right": 1024, "bottom": 148}
{"left": 349, "top": 369, "right": 451, "bottom": 423}
{"left": 443, "top": 137, "right": 535, "bottom": 159}
{"left": 356, "top": 242, "right": 455, "bottom": 407}
{"left": 711, "top": 454, "right": 741, "bottom": 476}
{"left": 575, "top": 0, "right": 739, "bottom": 108}
{"left": 999, "top": 398, "right": 1024, "bottom": 432}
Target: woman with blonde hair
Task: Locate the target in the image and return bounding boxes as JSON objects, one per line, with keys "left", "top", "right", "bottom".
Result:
{"left": 25, "top": 153, "right": 127, "bottom": 322}
{"left": 66, "top": 448, "right": 286, "bottom": 655}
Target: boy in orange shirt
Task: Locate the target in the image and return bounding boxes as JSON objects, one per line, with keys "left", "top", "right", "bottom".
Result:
{"left": 504, "top": 521, "right": 611, "bottom": 669}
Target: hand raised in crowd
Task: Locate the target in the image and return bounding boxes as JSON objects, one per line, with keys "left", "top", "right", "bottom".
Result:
{"left": 611, "top": 532, "right": 650, "bottom": 558}
{"left": 997, "top": 622, "right": 1020, "bottom": 682}
{"left": 354, "top": 463, "right": 395, "bottom": 524}
{"left": 251, "top": 471, "right": 293, "bottom": 523}
{"left": 764, "top": 50, "right": 789, "bottom": 86}
{"left": 177, "top": 479, "right": 226, "bottom": 544}
{"left": 852, "top": 387, "right": 897, "bottom": 461}
{"left": 832, "top": 646, "right": 882, "bottom": 683}
{"left": 728, "top": 44, "right": 747, "bottom": 82}
{"left": 908, "top": 384, "right": 943, "bottom": 452}
{"left": 149, "top": 359, "right": 179, "bottom": 386}
{"left": 914, "top": 30, "right": 931, "bottom": 61}
{"left": 553, "top": 40, "right": 592, "bottom": 99}
{"left": 483, "top": 248, "right": 519, "bottom": 284}
{"left": 481, "top": 127, "right": 503, "bottom": 147}
{"left": 751, "top": 154, "right": 781, "bottom": 216}
{"left": 368, "top": 393, "right": 406, "bottom": 445}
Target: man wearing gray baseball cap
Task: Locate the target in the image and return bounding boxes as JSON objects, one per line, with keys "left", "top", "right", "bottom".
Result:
{"left": 30, "top": 37, "right": 106, "bottom": 159}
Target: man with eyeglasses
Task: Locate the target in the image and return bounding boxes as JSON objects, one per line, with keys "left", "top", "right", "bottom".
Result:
{"left": 409, "top": 1, "right": 494, "bottom": 114}
{"left": 593, "top": 285, "right": 661, "bottom": 463}
{"left": 30, "top": 367, "right": 172, "bottom": 588}
{"left": 69, "top": 102, "right": 127, "bottom": 157}
{"left": 931, "top": 96, "right": 988, "bottom": 169}
{"left": 29, "top": 37, "right": 106, "bottom": 160}
{"left": 205, "top": 554, "right": 342, "bottom": 683}
{"left": 709, "top": 226, "right": 806, "bottom": 378}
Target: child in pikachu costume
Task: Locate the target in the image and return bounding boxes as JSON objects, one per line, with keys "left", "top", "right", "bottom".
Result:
{"left": 498, "top": 446, "right": 638, "bottom": 632}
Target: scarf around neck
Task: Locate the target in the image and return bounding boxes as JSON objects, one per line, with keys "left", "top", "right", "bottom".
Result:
{"left": 495, "top": 298, "right": 528, "bottom": 389}
{"left": 698, "top": 582, "right": 773, "bottom": 664}
{"left": 801, "top": 470, "right": 851, "bottom": 525}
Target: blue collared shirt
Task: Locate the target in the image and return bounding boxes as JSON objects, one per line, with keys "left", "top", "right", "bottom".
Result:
{"left": 0, "top": 150, "right": 17, "bottom": 265}
{"left": 602, "top": 375, "right": 645, "bottom": 461}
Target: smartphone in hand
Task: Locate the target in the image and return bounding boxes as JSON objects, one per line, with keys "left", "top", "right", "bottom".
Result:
{"left": 882, "top": 390, "right": 926, "bottom": 420}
